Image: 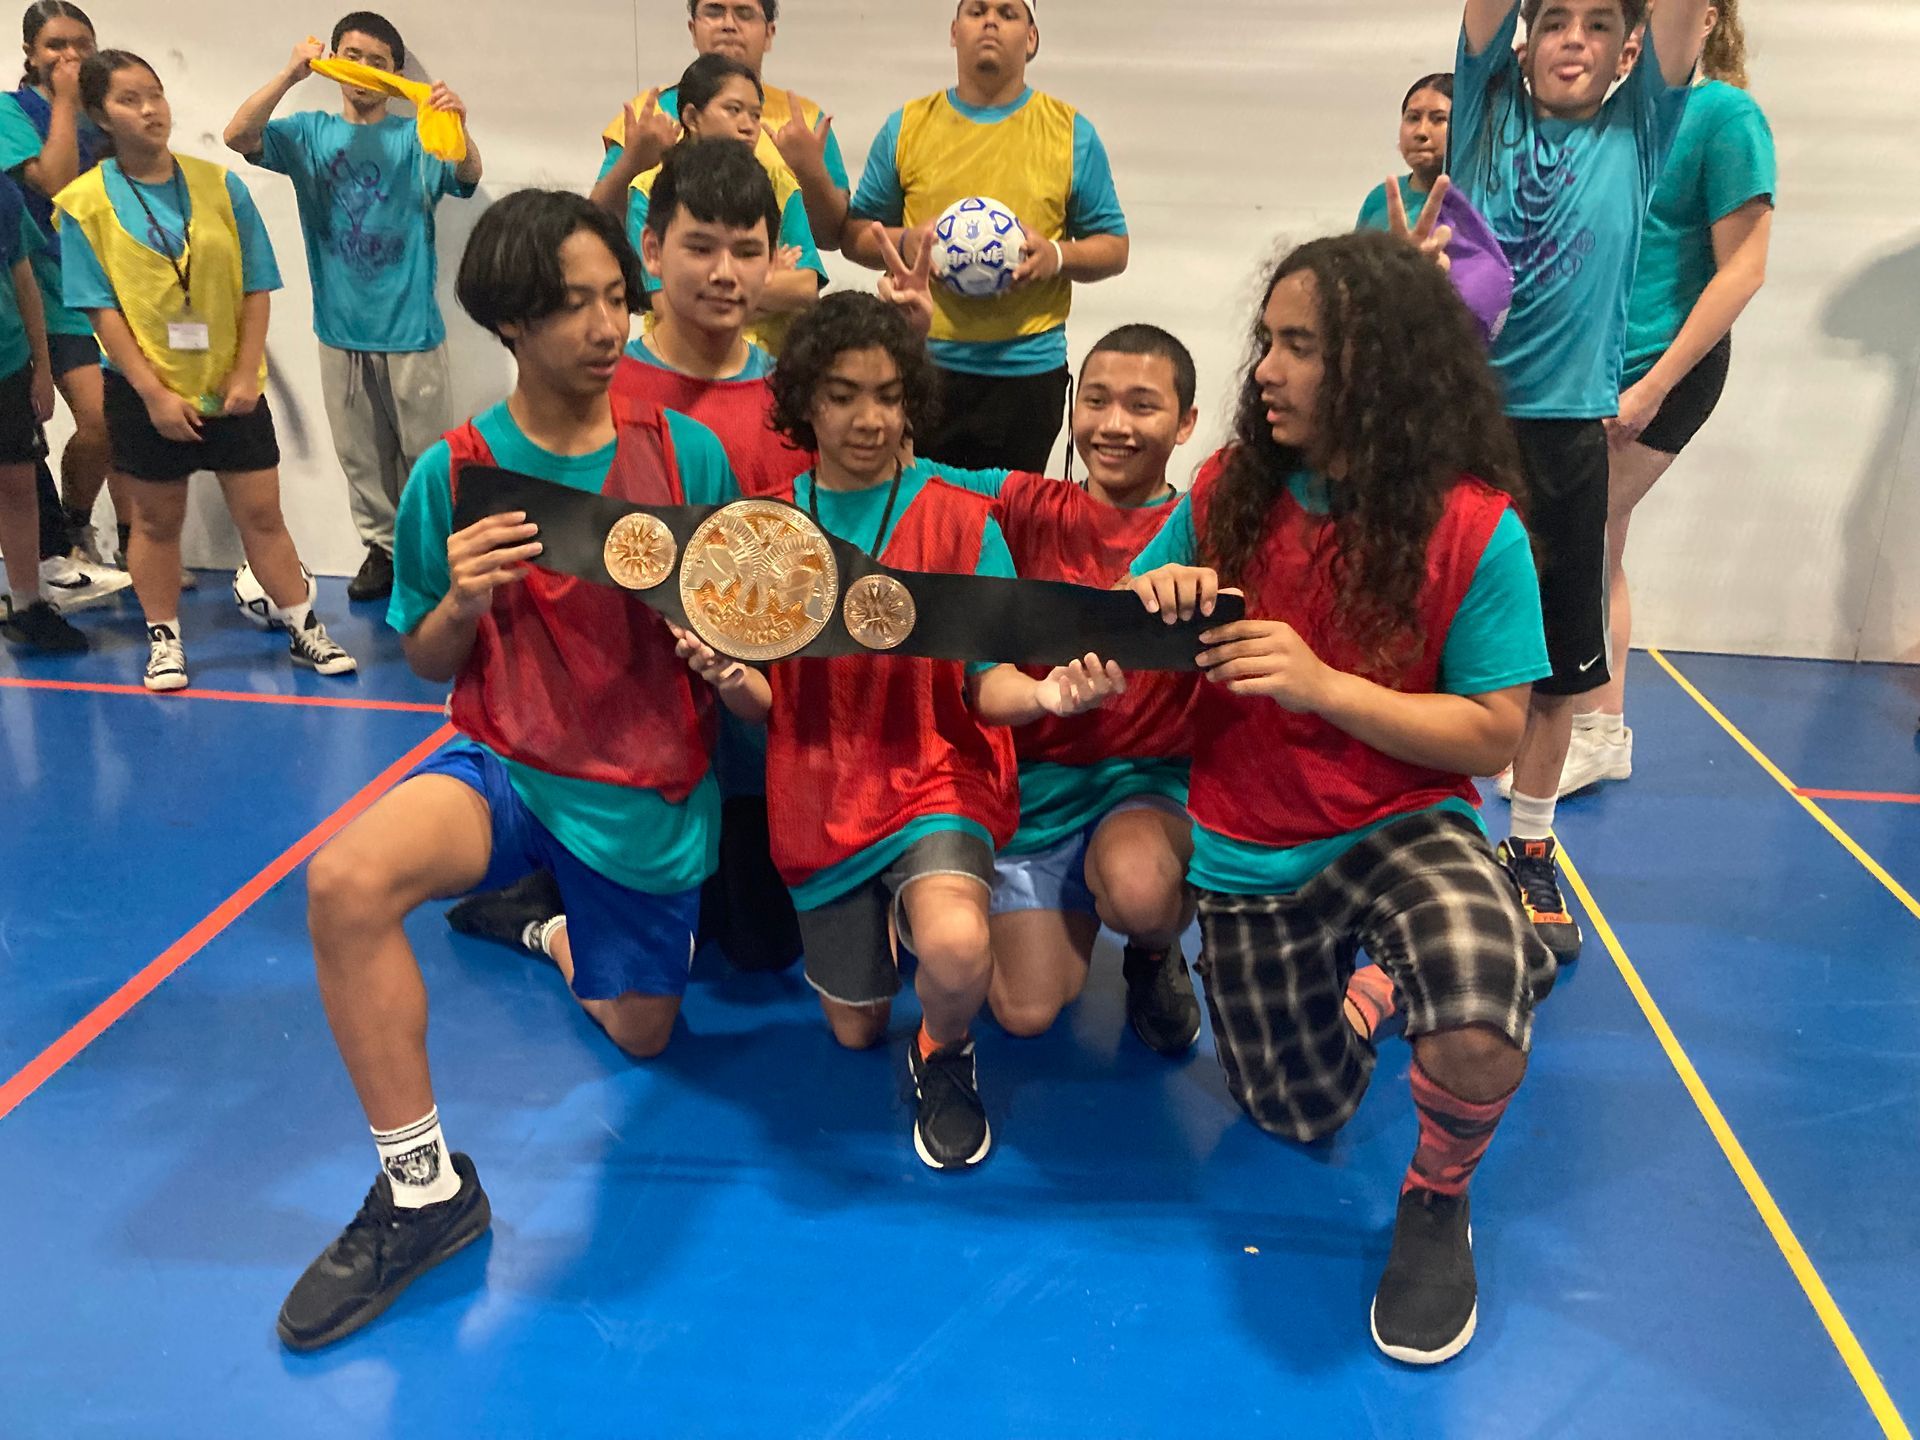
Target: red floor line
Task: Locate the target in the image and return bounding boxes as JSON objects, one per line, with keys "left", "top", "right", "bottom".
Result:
{"left": 1793, "top": 788, "right": 1920, "bottom": 806}
{"left": 0, "top": 722, "right": 457, "bottom": 1123}
{"left": 0, "top": 675, "right": 446, "bottom": 714}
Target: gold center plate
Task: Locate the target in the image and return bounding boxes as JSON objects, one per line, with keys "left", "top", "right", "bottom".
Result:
{"left": 603, "top": 513, "right": 677, "bottom": 591}
{"left": 843, "top": 574, "right": 917, "bottom": 651}
{"left": 679, "top": 500, "right": 839, "bottom": 661}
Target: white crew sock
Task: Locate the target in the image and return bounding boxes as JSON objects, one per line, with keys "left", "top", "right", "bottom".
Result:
{"left": 272, "top": 598, "right": 314, "bottom": 632}
{"left": 372, "top": 1107, "right": 462, "bottom": 1208}
{"left": 1582, "top": 711, "right": 1626, "bottom": 741}
{"left": 149, "top": 618, "right": 180, "bottom": 639}
{"left": 1508, "top": 791, "right": 1557, "bottom": 842}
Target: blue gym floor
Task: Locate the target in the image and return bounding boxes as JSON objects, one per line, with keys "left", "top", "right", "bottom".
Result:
{"left": 3, "top": 580, "right": 1916, "bottom": 1440}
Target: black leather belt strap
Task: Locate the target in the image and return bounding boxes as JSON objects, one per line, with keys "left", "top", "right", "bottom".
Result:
{"left": 453, "top": 465, "right": 1242, "bottom": 670}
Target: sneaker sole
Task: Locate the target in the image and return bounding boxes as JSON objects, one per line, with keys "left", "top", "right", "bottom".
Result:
{"left": 913, "top": 1115, "right": 992, "bottom": 1171}
{"left": 1128, "top": 1005, "right": 1202, "bottom": 1058}
{"left": 144, "top": 672, "right": 189, "bottom": 693}
{"left": 276, "top": 1195, "right": 493, "bottom": 1353}
{"left": 1369, "top": 1296, "right": 1478, "bottom": 1366}
{"left": 292, "top": 654, "right": 360, "bottom": 676}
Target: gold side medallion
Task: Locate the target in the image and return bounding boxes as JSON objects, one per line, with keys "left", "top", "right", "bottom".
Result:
{"left": 843, "top": 574, "right": 916, "bottom": 651}
{"left": 680, "top": 500, "right": 838, "bottom": 661}
{"left": 603, "top": 513, "right": 676, "bottom": 591}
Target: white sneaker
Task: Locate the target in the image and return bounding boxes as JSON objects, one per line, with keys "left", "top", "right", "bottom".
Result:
{"left": 1493, "top": 723, "right": 1633, "bottom": 800}
{"left": 41, "top": 555, "right": 132, "bottom": 613}
{"left": 144, "top": 623, "right": 188, "bottom": 692}
{"left": 287, "top": 612, "right": 358, "bottom": 676}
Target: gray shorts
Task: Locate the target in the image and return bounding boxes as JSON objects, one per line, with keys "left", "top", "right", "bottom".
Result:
{"left": 797, "top": 828, "right": 995, "bottom": 1007}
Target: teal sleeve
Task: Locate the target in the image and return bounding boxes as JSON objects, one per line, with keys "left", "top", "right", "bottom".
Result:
{"left": 665, "top": 410, "right": 741, "bottom": 504}
{"left": 1438, "top": 509, "right": 1551, "bottom": 695}
{"left": 225, "top": 173, "right": 283, "bottom": 292}
{"left": 596, "top": 143, "right": 624, "bottom": 183}
{"left": 1356, "top": 182, "right": 1390, "bottom": 232}
{"left": 822, "top": 124, "right": 850, "bottom": 191}
{"left": 969, "top": 517, "right": 1018, "bottom": 675}
{"left": 847, "top": 109, "right": 905, "bottom": 225}
{"left": 1127, "top": 493, "right": 1198, "bottom": 574}
{"left": 1703, "top": 99, "right": 1777, "bottom": 221}
{"left": 254, "top": 113, "right": 304, "bottom": 175}
{"left": 1451, "top": 2, "right": 1521, "bottom": 174}
{"left": 931, "top": 464, "right": 1011, "bottom": 498}
{"left": 0, "top": 96, "right": 44, "bottom": 173}
{"left": 432, "top": 150, "right": 476, "bottom": 201}
{"left": 57, "top": 206, "right": 115, "bottom": 310}
{"left": 1620, "top": 19, "right": 1691, "bottom": 174}
{"left": 780, "top": 189, "right": 826, "bottom": 279}
{"left": 387, "top": 441, "right": 456, "bottom": 636}
{"left": 1067, "top": 114, "right": 1126, "bottom": 238}
{"left": 627, "top": 184, "right": 658, "bottom": 293}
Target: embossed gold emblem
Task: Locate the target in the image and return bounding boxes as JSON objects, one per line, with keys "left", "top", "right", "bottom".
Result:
{"left": 843, "top": 574, "right": 916, "bottom": 651}
{"left": 680, "top": 500, "right": 838, "bottom": 661}
{"left": 602, "top": 513, "right": 677, "bottom": 591}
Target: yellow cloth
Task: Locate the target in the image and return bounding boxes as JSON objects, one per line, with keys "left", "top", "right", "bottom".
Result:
{"left": 309, "top": 56, "right": 468, "bottom": 163}
{"left": 896, "top": 89, "right": 1077, "bottom": 346}
{"left": 53, "top": 154, "right": 265, "bottom": 413}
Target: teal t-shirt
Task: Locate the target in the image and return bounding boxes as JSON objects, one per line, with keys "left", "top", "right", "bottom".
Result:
{"left": 848, "top": 88, "right": 1127, "bottom": 377}
{"left": 1621, "top": 81, "right": 1775, "bottom": 385}
{"left": 784, "top": 460, "right": 1018, "bottom": 909}
{"left": 624, "top": 331, "right": 775, "bottom": 380}
{"left": 0, "top": 88, "right": 107, "bottom": 336}
{"left": 254, "top": 111, "right": 474, "bottom": 352}
{"left": 0, "top": 177, "right": 34, "bottom": 375}
{"left": 1355, "top": 174, "right": 1429, "bottom": 233}
{"left": 1129, "top": 474, "right": 1549, "bottom": 893}
{"left": 1449, "top": 2, "right": 1690, "bottom": 418}
{"left": 388, "top": 401, "right": 740, "bottom": 893}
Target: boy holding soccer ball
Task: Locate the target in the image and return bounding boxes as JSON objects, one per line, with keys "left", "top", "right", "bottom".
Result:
{"left": 842, "top": 0, "right": 1128, "bottom": 473}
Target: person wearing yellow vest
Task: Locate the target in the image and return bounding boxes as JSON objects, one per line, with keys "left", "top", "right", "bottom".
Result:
{"left": 54, "top": 51, "right": 356, "bottom": 691}
{"left": 223, "top": 12, "right": 483, "bottom": 606}
{"left": 625, "top": 56, "right": 821, "bottom": 356}
{"left": 842, "top": 0, "right": 1129, "bottom": 475}
{"left": 589, "top": 0, "right": 848, "bottom": 251}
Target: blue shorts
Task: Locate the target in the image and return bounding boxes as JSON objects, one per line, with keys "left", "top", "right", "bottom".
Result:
{"left": 412, "top": 743, "right": 701, "bottom": 1001}
{"left": 990, "top": 795, "right": 1188, "bottom": 917}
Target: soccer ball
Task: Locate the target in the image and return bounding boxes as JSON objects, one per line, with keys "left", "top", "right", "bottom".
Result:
{"left": 931, "top": 196, "right": 1024, "bottom": 299}
{"left": 232, "top": 561, "right": 316, "bottom": 629}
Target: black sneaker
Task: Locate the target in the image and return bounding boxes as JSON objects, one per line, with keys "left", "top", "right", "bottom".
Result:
{"left": 288, "top": 611, "right": 358, "bottom": 676}
{"left": 1496, "top": 837, "right": 1583, "bottom": 964}
{"left": 1, "top": 598, "right": 88, "bottom": 654}
{"left": 1122, "top": 943, "right": 1202, "bottom": 1056}
{"left": 907, "top": 1036, "right": 991, "bottom": 1171}
{"left": 447, "top": 868, "right": 564, "bottom": 961}
{"left": 1371, "top": 1188, "right": 1476, "bottom": 1365}
{"left": 347, "top": 545, "right": 394, "bottom": 604}
{"left": 277, "top": 1152, "right": 491, "bottom": 1352}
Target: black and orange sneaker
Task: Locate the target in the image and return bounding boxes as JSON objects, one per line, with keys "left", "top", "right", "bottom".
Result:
{"left": 1496, "top": 837, "right": 1583, "bottom": 965}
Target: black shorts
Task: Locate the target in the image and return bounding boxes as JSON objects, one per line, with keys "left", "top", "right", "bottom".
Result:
{"left": 922, "top": 365, "right": 1070, "bottom": 474}
{"left": 697, "top": 795, "right": 803, "bottom": 973}
{"left": 1510, "top": 416, "right": 1609, "bottom": 697}
{"left": 797, "top": 828, "right": 996, "bottom": 1007}
{"left": 47, "top": 331, "right": 101, "bottom": 379}
{"left": 0, "top": 363, "right": 49, "bottom": 466}
{"left": 1636, "top": 335, "right": 1732, "bottom": 456}
{"left": 103, "top": 369, "right": 279, "bottom": 483}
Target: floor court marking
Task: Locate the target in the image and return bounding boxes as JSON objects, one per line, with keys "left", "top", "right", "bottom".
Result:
{"left": 1795, "top": 788, "right": 1920, "bottom": 806}
{"left": 0, "top": 675, "right": 445, "bottom": 714}
{"left": 0, "top": 723, "right": 456, "bottom": 1123}
{"left": 1647, "top": 648, "right": 1920, "bottom": 923}
{"left": 1556, "top": 844, "right": 1912, "bottom": 1439}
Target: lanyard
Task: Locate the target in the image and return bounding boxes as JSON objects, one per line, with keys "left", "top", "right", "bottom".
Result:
{"left": 124, "top": 163, "right": 192, "bottom": 303}
{"left": 807, "top": 460, "right": 907, "bottom": 559}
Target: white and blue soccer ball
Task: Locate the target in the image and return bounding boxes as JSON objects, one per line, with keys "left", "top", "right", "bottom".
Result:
{"left": 931, "top": 196, "right": 1025, "bottom": 299}
{"left": 233, "top": 561, "right": 316, "bottom": 629}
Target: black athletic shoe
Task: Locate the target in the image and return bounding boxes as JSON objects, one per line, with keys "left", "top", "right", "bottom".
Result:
{"left": 1371, "top": 1188, "right": 1477, "bottom": 1365}
{"left": 1496, "top": 837, "right": 1583, "bottom": 965}
{"left": 907, "top": 1036, "right": 991, "bottom": 1171}
{"left": 1, "top": 598, "right": 88, "bottom": 654}
{"left": 277, "top": 1152, "right": 491, "bottom": 1352}
{"left": 1122, "top": 943, "right": 1202, "bottom": 1056}
{"left": 347, "top": 545, "right": 394, "bottom": 603}
{"left": 446, "top": 868, "right": 564, "bottom": 960}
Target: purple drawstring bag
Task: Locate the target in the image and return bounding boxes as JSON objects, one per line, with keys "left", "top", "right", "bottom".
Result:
{"left": 1439, "top": 185, "right": 1514, "bottom": 346}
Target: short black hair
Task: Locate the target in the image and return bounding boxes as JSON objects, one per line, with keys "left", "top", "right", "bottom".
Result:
{"left": 686, "top": 0, "right": 777, "bottom": 22}
{"left": 1083, "top": 324, "right": 1197, "bottom": 412}
{"left": 643, "top": 138, "right": 781, "bottom": 248}
{"left": 1401, "top": 72, "right": 1454, "bottom": 111}
{"left": 675, "top": 51, "right": 763, "bottom": 124}
{"left": 770, "top": 293, "right": 941, "bottom": 454}
{"left": 330, "top": 10, "right": 405, "bottom": 69}
{"left": 79, "top": 49, "right": 157, "bottom": 114}
{"left": 457, "top": 190, "right": 644, "bottom": 350}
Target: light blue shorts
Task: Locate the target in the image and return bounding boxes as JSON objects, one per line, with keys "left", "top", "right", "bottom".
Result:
{"left": 989, "top": 795, "right": 1188, "bottom": 917}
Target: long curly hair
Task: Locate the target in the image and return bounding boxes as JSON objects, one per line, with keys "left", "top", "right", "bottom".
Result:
{"left": 769, "top": 292, "right": 941, "bottom": 454}
{"left": 1702, "top": 0, "right": 1749, "bottom": 89}
{"left": 1202, "top": 230, "right": 1526, "bottom": 678}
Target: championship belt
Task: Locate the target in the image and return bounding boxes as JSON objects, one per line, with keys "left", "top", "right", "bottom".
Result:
{"left": 453, "top": 466, "right": 1243, "bottom": 670}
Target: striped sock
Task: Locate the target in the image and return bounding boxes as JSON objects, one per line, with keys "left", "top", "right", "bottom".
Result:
{"left": 1402, "top": 1061, "right": 1517, "bottom": 1198}
{"left": 1343, "top": 964, "right": 1398, "bottom": 1042}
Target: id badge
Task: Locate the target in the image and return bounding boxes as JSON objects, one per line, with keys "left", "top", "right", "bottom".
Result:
{"left": 167, "top": 312, "right": 211, "bottom": 352}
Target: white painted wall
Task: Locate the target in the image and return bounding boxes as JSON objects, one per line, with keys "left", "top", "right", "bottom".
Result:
{"left": 62, "top": 1, "right": 1915, "bottom": 661}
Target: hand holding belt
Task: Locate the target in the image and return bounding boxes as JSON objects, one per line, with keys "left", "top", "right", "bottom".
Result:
{"left": 453, "top": 465, "right": 1243, "bottom": 669}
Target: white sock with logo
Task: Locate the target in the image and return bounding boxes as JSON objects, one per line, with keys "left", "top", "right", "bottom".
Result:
{"left": 373, "top": 1108, "right": 462, "bottom": 1208}
{"left": 1508, "top": 791, "right": 1557, "bottom": 843}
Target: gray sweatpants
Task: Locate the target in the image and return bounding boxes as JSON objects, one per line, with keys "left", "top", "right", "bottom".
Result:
{"left": 318, "top": 343, "right": 455, "bottom": 552}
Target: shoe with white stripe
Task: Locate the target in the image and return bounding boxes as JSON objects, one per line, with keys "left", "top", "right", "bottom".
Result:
{"left": 287, "top": 611, "right": 358, "bottom": 676}
{"left": 41, "top": 554, "right": 132, "bottom": 613}
{"left": 144, "top": 623, "right": 188, "bottom": 692}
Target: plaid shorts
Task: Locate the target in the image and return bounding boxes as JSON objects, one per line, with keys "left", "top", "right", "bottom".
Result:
{"left": 1194, "top": 808, "right": 1554, "bottom": 1144}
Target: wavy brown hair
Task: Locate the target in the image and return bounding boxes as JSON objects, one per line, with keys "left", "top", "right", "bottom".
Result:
{"left": 1203, "top": 230, "right": 1526, "bottom": 678}
{"left": 1702, "top": 0, "right": 1749, "bottom": 88}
